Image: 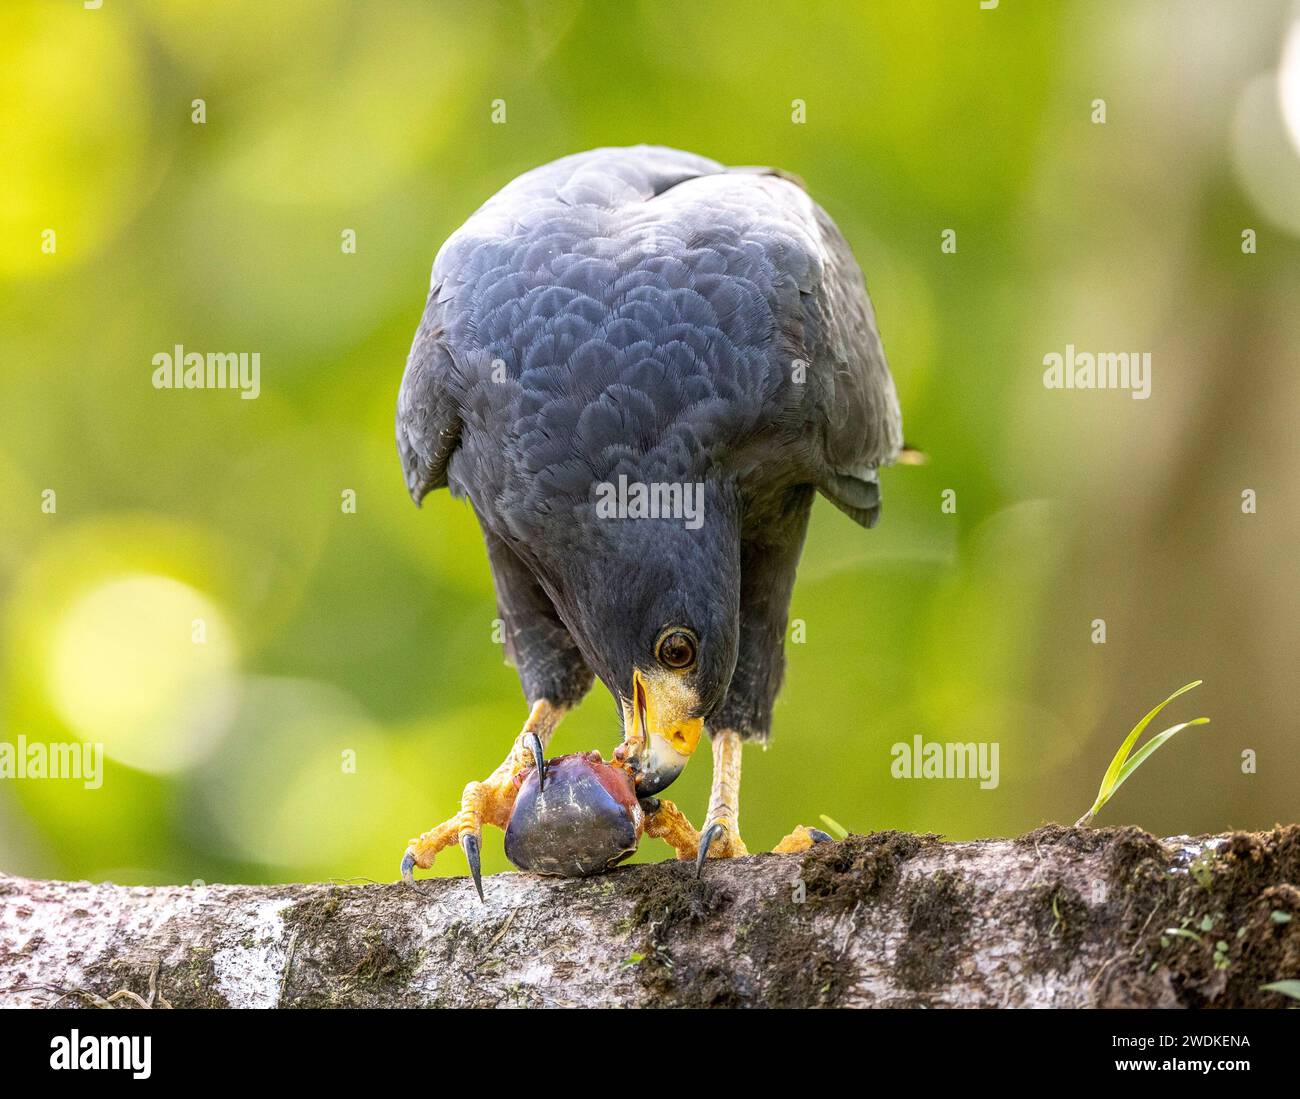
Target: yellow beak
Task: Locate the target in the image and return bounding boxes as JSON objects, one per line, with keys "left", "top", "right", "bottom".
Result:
{"left": 627, "top": 667, "right": 704, "bottom": 794}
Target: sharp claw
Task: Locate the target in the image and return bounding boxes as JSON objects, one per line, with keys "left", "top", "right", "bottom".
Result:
{"left": 462, "top": 832, "right": 485, "bottom": 902}
{"left": 525, "top": 732, "right": 546, "bottom": 789}
{"left": 400, "top": 851, "right": 417, "bottom": 882}
{"left": 696, "top": 822, "right": 725, "bottom": 878}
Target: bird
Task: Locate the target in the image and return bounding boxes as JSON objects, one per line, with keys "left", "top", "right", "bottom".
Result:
{"left": 397, "top": 145, "right": 905, "bottom": 898}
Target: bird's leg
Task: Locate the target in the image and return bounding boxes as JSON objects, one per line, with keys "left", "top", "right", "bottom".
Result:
{"left": 400, "top": 699, "right": 563, "bottom": 898}
{"left": 695, "top": 728, "right": 750, "bottom": 870}
{"left": 694, "top": 728, "right": 836, "bottom": 873}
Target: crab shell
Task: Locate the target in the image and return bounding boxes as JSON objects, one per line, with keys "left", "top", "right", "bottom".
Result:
{"left": 503, "top": 751, "right": 644, "bottom": 877}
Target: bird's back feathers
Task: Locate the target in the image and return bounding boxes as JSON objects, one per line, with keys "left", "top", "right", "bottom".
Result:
{"left": 397, "top": 145, "right": 903, "bottom": 535}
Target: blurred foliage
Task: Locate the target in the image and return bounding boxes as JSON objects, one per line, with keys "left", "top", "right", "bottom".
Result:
{"left": 1, "top": 1, "right": 1297, "bottom": 886}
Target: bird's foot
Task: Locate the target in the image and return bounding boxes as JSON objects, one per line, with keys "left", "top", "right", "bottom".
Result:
{"left": 695, "top": 812, "right": 749, "bottom": 874}
{"left": 694, "top": 728, "right": 749, "bottom": 875}
{"left": 642, "top": 800, "right": 833, "bottom": 868}
{"left": 400, "top": 727, "right": 548, "bottom": 900}
{"left": 641, "top": 797, "right": 701, "bottom": 860}
{"left": 772, "top": 824, "right": 835, "bottom": 854}
{"left": 693, "top": 820, "right": 832, "bottom": 875}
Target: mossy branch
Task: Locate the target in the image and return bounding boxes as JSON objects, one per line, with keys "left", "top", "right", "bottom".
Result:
{"left": 2, "top": 826, "right": 1297, "bottom": 1008}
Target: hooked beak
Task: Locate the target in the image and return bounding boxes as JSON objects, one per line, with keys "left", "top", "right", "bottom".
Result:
{"left": 624, "top": 667, "right": 704, "bottom": 795}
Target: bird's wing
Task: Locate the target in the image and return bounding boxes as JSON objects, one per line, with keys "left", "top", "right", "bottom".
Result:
{"left": 729, "top": 167, "right": 904, "bottom": 528}
{"left": 397, "top": 146, "right": 723, "bottom": 506}
{"left": 399, "top": 147, "right": 903, "bottom": 524}
{"left": 492, "top": 149, "right": 904, "bottom": 526}
{"left": 396, "top": 289, "right": 462, "bottom": 504}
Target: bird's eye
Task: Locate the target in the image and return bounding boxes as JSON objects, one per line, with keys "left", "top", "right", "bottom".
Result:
{"left": 656, "top": 629, "right": 697, "bottom": 670}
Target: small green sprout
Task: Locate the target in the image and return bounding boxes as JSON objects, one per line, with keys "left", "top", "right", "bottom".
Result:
{"left": 1075, "top": 680, "right": 1210, "bottom": 827}
{"left": 1048, "top": 891, "right": 1074, "bottom": 939}
{"left": 621, "top": 953, "right": 645, "bottom": 968}
{"left": 1260, "top": 980, "right": 1300, "bottom": 1002}
{"left": 1189, "top": 851, "right": 1216, "bottom": 890}
{"left": 818, "top": 815, "right": 849, "bottom": 840}
{"left": 1270, "top": 910, "right": 1293, "bottom": 925}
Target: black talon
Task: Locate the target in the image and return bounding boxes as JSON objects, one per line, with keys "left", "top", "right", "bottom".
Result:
{"left": 462, "top": 833, "right": 485, "bottom": 902}
{"left": 525, "top": 732, "right": 546, "bottom": 789}
{"left": 808, "top": 828, "right": 834, "bottom": 844}
{"left": 696, "top": 822, "right": 725, "bottom": 878}
{"left": 400, "top": 851, "right": 417, "bottom": 882}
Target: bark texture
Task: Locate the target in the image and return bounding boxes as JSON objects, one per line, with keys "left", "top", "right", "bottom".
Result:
{"left": 2, "top": 826, "right": 1297, "bottom": 1009}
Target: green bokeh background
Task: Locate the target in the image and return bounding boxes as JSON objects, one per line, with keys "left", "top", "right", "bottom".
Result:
{"left": 2, "top": 0, "right": 1297, "bottom": 886}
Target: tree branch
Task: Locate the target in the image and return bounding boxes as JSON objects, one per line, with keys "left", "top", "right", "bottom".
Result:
{"left": 2, "top": 826, "right": 1297, "bottom": 1008}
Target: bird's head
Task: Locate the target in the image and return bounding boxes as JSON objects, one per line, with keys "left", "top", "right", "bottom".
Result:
{"left": 614, "top": 627, "right": 719, "bottom": 794}
{"left": 546, "top": 479, "right": 741, "bottom": 796}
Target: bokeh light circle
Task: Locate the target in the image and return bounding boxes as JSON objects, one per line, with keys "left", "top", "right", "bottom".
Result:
{"left": 1232, "top": 71, "right": 1300, "bottom": 238}
{"left": 1279, "top": 16, "right": 1300, "bottom": 155}
{"left": 0, "top": 2, "right": 150, "bottom": 279}
{"left": 46, "top": 573, "right": 239, "bottom": 774}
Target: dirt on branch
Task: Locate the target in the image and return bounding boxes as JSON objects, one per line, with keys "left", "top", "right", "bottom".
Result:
{"left": 2, "top": 826, "right": 1298, "bottom": 1009}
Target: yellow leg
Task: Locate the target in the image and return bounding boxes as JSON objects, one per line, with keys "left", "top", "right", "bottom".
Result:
{"left": 401, "top": 700, "right": 565, "bottom": 893}
{"left": 696, "top": 729, "right": 835, "bottom": 869}
{"left": 698, "top": 728, "right": 749, "bottom": 861}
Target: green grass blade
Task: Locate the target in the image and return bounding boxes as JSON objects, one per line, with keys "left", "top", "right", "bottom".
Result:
{"left": 1085, "top": 679, "right": 1203, "bottom": 820}
{"left": 1260, "top": 980, "right": 1300, "bottom": 1001}
{"left": 819, "top": 815, "right": 849, "bottom": 840}
{"left": 1105, "top": 718, "right": 1211, "bottom": 804}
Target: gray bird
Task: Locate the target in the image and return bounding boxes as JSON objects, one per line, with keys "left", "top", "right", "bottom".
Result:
{"left": 397, "top": 145, "right": 905, "bottom": 897}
